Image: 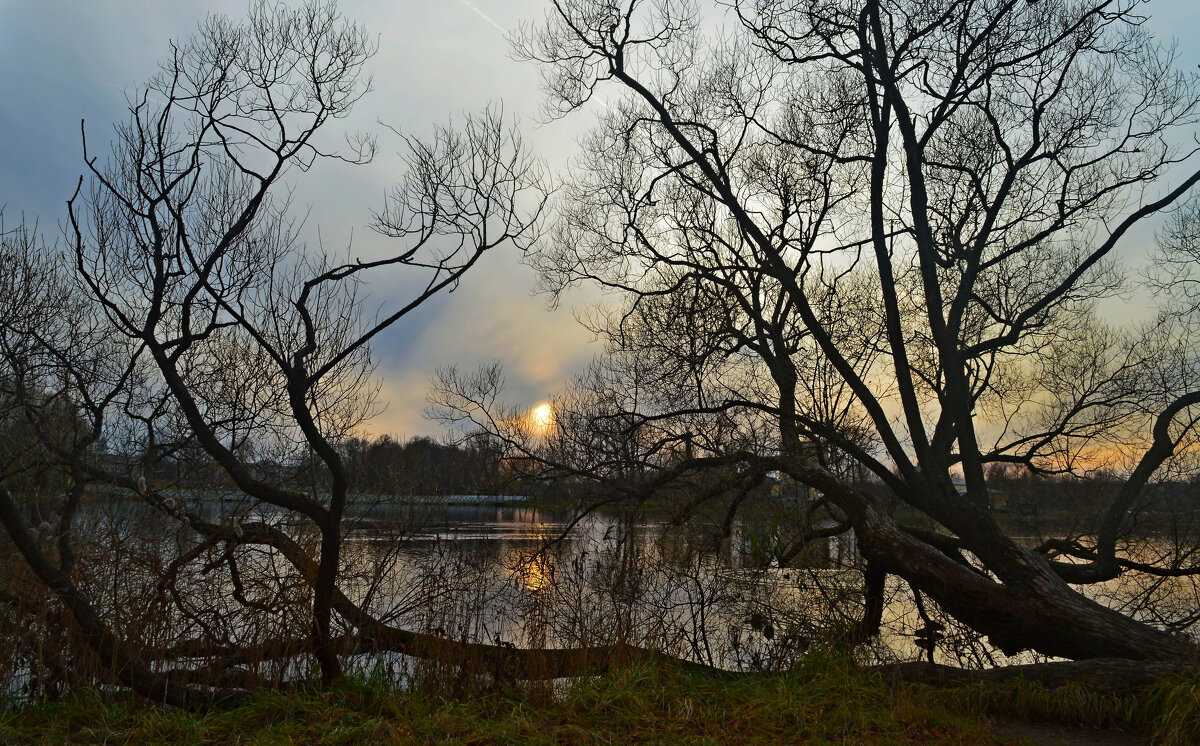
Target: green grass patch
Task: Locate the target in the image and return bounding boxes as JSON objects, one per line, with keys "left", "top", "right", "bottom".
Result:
{"left": 4, "top": 652, "right": 1194, "bottom": 744}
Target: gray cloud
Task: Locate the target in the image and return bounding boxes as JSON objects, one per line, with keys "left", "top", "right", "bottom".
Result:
{"left": 0, "top": 0, "right": 598, "bottom": 437}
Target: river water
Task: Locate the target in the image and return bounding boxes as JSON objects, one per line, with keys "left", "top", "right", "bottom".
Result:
{"left": 6, "top": 496, "right": 1196, "bottom": 700}
{"left": 336, "top": 501, "right": 1200, "bottom": 672}
{"left": 339, "top": 502, "right": 1003, "bottom": 670}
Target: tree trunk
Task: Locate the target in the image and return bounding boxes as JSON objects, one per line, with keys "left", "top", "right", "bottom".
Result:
{"left": 862, "top": 498, "right": 1194, "bottom": 661}
{"left": 786, "top": 463, "right": 1198, "bottom": 662}
{"left": 312, "top": 518, "right": 342, "bottom": 686}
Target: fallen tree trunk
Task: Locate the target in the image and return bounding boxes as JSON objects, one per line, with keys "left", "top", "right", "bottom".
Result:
{"left": 782, "top": 462, "right": 1200, "bottom": 663}
{"left": 157, "top": 634, "right": 719, "bottom": 684}
{"left": 146, "top": 627, "right": 1197, "bottom": 695}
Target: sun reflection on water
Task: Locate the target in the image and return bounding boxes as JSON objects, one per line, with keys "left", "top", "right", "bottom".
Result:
{"left": 510, "top": 551, "right": 555, "bottom": 593}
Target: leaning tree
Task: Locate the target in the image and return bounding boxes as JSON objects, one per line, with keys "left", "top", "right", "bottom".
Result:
{"left": 438, "top": 0, "right": 1200, "bottom": 662}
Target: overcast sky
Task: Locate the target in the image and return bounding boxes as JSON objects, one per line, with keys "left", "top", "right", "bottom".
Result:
{"left": 2, "top": 0, "right": 1198, "bottom": 439}
{"left": 0, "top": 0, "right": 599, "bottom": 439}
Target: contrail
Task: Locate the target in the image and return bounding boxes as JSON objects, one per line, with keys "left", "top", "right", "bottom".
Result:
{"left": 455, "top": 0, "right": 507, "bottom": 35}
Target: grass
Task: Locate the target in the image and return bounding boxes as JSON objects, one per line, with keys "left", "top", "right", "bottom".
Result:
{"left": 922, "top": 671, "right": 1200, "bottom": 745}
{"left": 1, "top": 652, "right": 1196, "bottom": 744}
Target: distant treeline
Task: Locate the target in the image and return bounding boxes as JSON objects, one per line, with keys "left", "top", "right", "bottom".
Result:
{"left": 337, "top": 434, "right": 509, "bottom": 496}
{"left": 70, "top": 433, "right": 516, "bottom": 498}
{"left": 981, "top": 464, "right": 1200, "bottom": 519}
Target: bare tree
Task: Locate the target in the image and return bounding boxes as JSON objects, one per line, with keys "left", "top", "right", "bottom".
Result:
{"left": 437, "top": 0, "right": 1200, "bottom": 662}
{"left": 0, "top": 0, "right": 554, "bottom": 700}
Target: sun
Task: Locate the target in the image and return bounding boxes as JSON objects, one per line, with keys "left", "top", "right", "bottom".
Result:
{"left": 529, "top": 403, "right": 554, "bottom": 432}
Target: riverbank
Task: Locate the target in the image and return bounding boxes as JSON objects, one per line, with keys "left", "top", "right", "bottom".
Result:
{"left": 3, "top": 654, "right": 1194, "bottom": 744}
